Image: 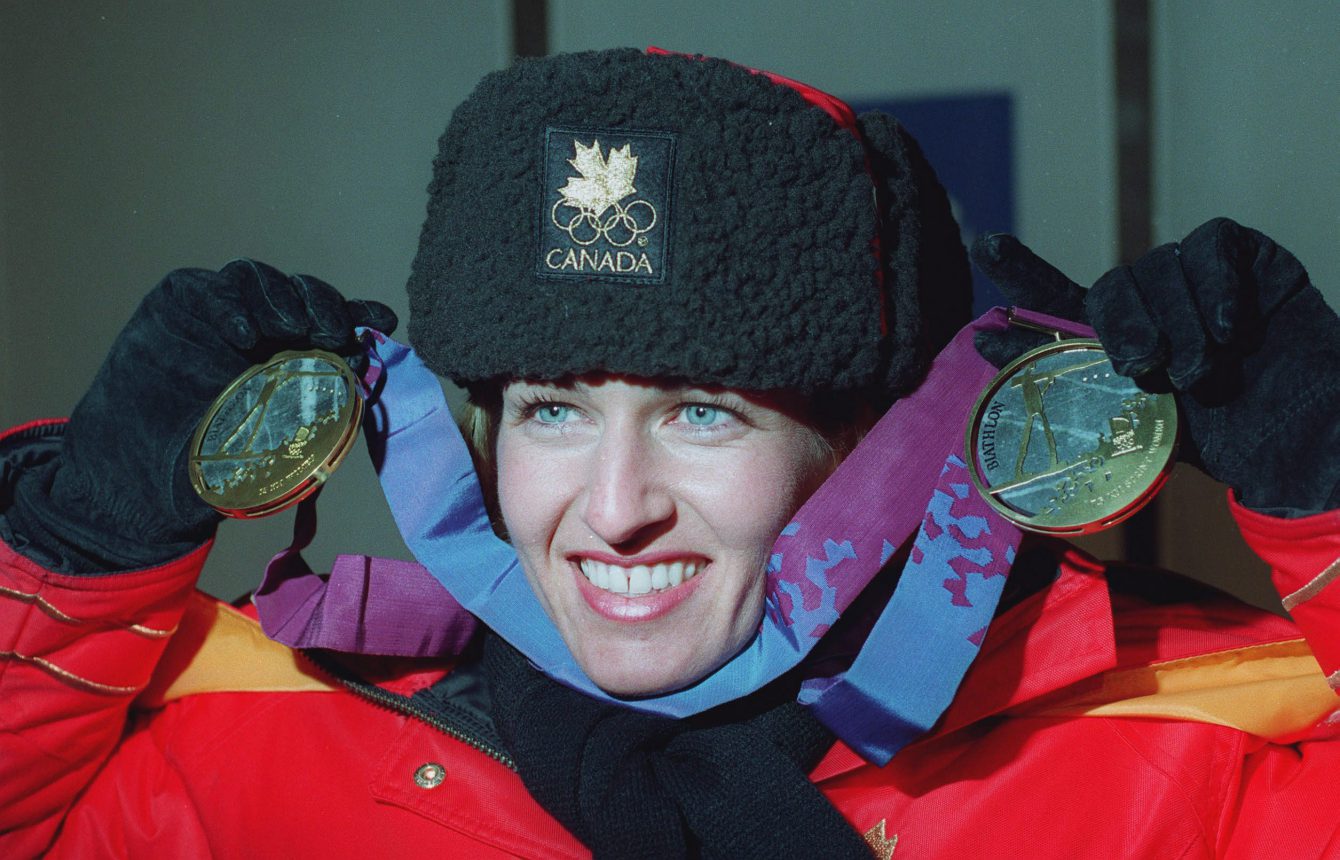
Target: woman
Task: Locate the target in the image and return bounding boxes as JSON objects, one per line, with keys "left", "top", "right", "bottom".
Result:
{"left": 2, "top": 48, "right": 1338, "bottom": 858}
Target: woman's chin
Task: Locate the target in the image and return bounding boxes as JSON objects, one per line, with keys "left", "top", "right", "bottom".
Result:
{"left": 574, "top": 634, "right": 748, "bottom": 699}
{"left": 582, "top": 657, "right": 707, "bottom": 699}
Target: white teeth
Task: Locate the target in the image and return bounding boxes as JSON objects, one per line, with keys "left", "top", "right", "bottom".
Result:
{"left": 627, "top": 565, "right": 651, "bottom": 595}
{"left": 579, "top": 559, "right": 701, "bottom": 595}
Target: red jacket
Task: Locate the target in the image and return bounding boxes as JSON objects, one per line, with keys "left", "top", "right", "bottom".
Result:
{"left": 3, "top": 422, "right": 1340, "bottom": 858}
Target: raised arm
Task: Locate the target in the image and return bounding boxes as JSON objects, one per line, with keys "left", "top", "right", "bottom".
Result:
{"left": 0, "top": 261, "right": 394, "bottom": 855}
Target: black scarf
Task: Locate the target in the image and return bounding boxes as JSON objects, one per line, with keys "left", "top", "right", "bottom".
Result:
{"left": 482, "top": 635, "right": 871, "bottom": 859}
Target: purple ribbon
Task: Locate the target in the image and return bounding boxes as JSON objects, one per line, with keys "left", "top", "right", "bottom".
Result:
{"left": 254, "top": 494, "right": 478, "bottom": 656}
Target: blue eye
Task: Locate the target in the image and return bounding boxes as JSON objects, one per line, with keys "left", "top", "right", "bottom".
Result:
{"left": 535, "top": 404, "right": 572, "bottom": 424}
{"left": 682, "top": 405, "right": 723, "bottom": 426}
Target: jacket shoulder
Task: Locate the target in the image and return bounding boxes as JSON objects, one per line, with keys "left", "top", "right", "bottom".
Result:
{"left": 136, "top": 591, "right": 338, "bottom": 706}
{"left": 1036, "top": 557, "right": 1338, "bottom": 743}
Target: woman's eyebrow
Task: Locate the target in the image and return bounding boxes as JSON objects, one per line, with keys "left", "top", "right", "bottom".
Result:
{"left": 508, "top": 380, "right": 572, "bottom": 396}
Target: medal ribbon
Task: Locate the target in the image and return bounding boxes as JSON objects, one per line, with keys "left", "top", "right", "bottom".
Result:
{"left": 255, "top": 307, "right": 1087, "bottom": 762}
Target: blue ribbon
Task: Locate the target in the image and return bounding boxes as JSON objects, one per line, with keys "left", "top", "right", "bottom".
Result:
{"left": 362, "top": 308, "right": 1030, "bottom": 759}
{"left": 799, "top": 454, "right": 1016, "bottom": 763}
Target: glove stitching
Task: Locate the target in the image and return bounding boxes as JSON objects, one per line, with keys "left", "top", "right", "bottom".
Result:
{"left": 292, "top": 274, "right": 318, "bottom": 332}
{"left": 237, "top": 258, "right": 295, "bottom": 336}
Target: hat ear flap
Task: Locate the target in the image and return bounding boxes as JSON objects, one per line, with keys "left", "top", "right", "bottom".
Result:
{"left": 857, "top": 111, "right": 973, "bottom": 395}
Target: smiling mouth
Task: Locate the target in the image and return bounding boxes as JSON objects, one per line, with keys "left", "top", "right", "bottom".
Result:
{"left": 578, "top": 558, "right": 702, "bottom": 595}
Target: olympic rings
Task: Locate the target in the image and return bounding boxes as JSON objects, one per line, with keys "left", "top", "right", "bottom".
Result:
{"left": 551, "top": 197, "right": 657, "bottom": 247}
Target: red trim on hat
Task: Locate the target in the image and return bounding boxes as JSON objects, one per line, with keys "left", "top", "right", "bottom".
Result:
{"left": 749, "top": 71, "right": 860, "bottom": 138}
{"left": 646, "top": 47, "right": 888, "bottom": 336}
{"left": 646, "top": 46, "right": 859, "bottom": 136}
{"left": 1, "top": 417, "right": 66, "bottom": 444}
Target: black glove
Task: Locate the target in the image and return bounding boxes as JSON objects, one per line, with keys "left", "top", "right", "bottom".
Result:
{"left": 971, "top": 218, "right": 1340, "bottom": 515}
{"left": 5, "top": 260, "right": 397, "bottom": 572}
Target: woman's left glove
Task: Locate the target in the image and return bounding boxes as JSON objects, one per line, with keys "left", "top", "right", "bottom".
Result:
{"left": 5, "top": 260, "right": 397, "bottom": 572}
{"left": 972, "top": 217, "right": 1340, "bottom": 515}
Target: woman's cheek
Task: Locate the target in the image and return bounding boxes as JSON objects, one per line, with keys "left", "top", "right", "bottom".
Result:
{"left": 712, "top": 443, "right": 825, "bottom": 542}
{"left": 496, "top": 436, "right": 559, "bottom": 548}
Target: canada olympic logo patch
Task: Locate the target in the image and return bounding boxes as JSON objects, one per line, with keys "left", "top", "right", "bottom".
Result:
{"left": 537, "top": 128, "right": 674, "bottom": 283}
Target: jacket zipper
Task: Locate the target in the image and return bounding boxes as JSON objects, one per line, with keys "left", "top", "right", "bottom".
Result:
{"left": 303, "top": 649, "right": 517, "bottom": 771}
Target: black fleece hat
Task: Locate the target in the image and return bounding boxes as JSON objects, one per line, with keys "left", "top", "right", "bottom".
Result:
{"left": 407, "top": 48, "right": 970, "bottom": 397}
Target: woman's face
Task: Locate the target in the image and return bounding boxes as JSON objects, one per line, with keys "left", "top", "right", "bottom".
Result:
{"left": 496, "top": 375, "right": 832, "bottom": 696}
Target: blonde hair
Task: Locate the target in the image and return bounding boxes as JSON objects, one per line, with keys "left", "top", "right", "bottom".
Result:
{"left": 460, "top": 384, "right": 505, "bottom": 537}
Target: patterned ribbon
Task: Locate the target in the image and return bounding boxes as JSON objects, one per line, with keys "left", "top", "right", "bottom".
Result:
{"left": 254, "top": 308, "right": 1090, "bottom": 761}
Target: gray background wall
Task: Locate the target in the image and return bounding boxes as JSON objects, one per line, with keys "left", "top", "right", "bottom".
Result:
{"left": 1151, "top": 2, "right": 1340, "bottom": 596}
{"left": 1, "top": 1, "right": 512, "bottom": 597}
{"left": 2, "top": 2, "right": 1335, "bottom": 606}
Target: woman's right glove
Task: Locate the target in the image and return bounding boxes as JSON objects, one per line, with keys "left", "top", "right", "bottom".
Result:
{"left": 971, "top": 219, "right": 1339, "bottom": 516}
{"left": 5, "top": 260, "right": 396, "bottom": 572}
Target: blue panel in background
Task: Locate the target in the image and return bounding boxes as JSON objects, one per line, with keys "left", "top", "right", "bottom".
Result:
{"left": 849, "top": 94, "right": 1013, "bottom": 314}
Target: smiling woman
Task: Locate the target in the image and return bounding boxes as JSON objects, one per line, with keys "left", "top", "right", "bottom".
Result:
{"left": 495, "top": 376, "right": 837, "bottom": 696}
{"left": 3, "top": 46, "right": 1340, "bottom": 860}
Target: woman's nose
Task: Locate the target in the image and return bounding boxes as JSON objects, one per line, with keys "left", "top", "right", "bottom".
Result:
{"left": 580, "top": 427, "right": 675, "bottom": 548}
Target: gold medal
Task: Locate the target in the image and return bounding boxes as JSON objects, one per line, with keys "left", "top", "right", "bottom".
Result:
{"left": 965, "top": 334, "right": 1178, "bottom": 535}
{"left": 189, "top": 349, "right": 362, "bottom": 518}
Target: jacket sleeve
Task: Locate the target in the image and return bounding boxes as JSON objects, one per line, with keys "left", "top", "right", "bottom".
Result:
{"left": 0, "top": 540, "right": 206, "bottom": 856}
{"left": 1220, "top": 497, "right": 1340, "bottom": 856}
{"left": 0, "top": 421, "right": 208, "bottom": 858}
{"left": 1231, "top": 495, "right": 1340, "bottom": 691}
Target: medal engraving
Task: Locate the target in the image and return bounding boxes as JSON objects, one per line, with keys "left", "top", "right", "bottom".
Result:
{"left": 189, "top": 350, "right": 362, "bottom": 518}
{"left": 966, "top": 339, "right": 1177, "bottom": 534}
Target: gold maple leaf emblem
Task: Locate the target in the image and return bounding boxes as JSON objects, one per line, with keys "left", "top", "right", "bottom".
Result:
{"left": 863, "top": 819, "right": 898, "bottom": 860}
{"left": 557, "top": 139, "right": 638, "bottom": 217}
